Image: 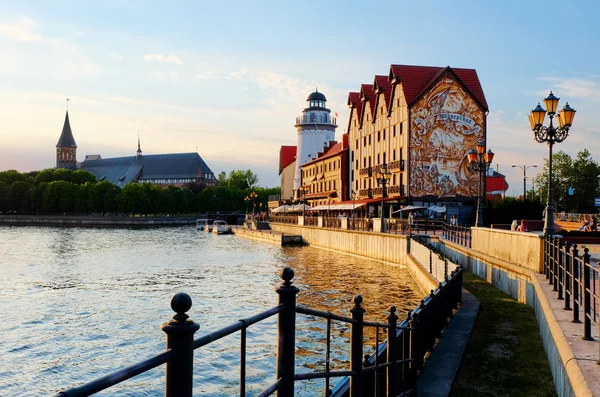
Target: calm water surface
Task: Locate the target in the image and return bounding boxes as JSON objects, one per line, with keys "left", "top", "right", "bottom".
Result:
{"left": 0, "top": 226, "right": 421, "bottom": 396}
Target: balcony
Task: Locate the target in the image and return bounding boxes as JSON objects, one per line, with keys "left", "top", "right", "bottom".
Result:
{"left": 388, "top": 160, "right": 405, "bottom": 171}
{"left": 358, "top": 167, "right": 373, "bottom": 176}
{"left": 295, "top": 114, "right": 337, "bottom": 126}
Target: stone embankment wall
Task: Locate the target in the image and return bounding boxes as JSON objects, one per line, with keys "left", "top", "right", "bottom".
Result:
{"left": 269, "top": 224, "right": 439, "bottom": 296}
{"left": 0, "top": 215, "right": 196, "bottom": 227}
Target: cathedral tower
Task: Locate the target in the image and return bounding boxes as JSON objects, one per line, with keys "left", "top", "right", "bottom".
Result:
{"left": 56, "top": 111, "right": 77, "bottom": 169}
{"left": 293, "top": 90, "right": 337, "bottom": 191}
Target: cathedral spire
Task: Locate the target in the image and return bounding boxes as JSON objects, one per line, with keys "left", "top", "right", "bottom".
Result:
{"left": 137, "top": 133, "right": 143, "bottom": 158}
{"left": 56, "top": 108, "right": 77, "bottom": 169}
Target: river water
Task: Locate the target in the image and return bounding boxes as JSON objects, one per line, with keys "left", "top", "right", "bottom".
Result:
{"left": 0, "top": 226, "right": 422, "bottom": 396}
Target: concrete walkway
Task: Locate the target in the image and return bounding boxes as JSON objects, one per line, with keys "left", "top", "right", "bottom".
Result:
{"left": 417, "top": 289, "right": 480, "bottom": 397}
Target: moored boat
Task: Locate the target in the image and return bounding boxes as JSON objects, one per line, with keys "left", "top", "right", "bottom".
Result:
{"left": 197, "top": 219, "right": 216, "bottom": 232}
{"left": 212, "top": 220, "right": 232, "bottom": 235}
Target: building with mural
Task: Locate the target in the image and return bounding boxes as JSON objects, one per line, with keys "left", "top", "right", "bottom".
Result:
{"left": 346, "top": 64, "right": 489, "bottom": 219}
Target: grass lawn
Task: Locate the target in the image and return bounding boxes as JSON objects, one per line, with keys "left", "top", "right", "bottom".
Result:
{"left": 450, "top": 272, "right": 557, "bottom": 397}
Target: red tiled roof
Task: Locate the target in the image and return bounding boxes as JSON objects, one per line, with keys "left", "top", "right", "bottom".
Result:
{"left": 347, "top": 92, "right": 362, "bottom": 131}
{"left": 279, "top": 145, "right": 296, "bottom": 174}
{"left": 373, "top": 75, "right": 392, "bottom": 117}
{"left": 360, "top": 84, "right": 376, "bottom": 124}
{"left": 302, "top": 138, "right": 348, "bottom": 166}
{"left": 388, "top": 65, "right": 488, "bottom": 110}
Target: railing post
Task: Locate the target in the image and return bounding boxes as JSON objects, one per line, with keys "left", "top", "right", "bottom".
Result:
{"left": 276, "top": 268, "right": 299, "bottom": 397}
{"left": 544, "top": 236, "right": 550, "bottom": 280}
{"left": 552, "top": 237, "right": 559, "bottom": 290}
{"left": 429, "top": 251, "right": 432, "bottom": 274}
{"left": 409, "top": 310, "right": 420, "bottom": 394}
{"left": 387, "top": 306, "right": 399, "bottom": 396}
{"left": 564, "top": 242, "right": 572, "bottom": 310}
{"left": 350, "top": 295, "right": 365, "bottom": 397}
{"left": 558, "top": 239, "right": 564, "bottom": 300}
{"left": 582, "top": 249, "right": 593, "bottom": 341}
{"left": 572, "top": 244, "right": 581, "bottom": 323}
{"left": 444, "top": 258, "right": 449, "bottom": 280}
{"left": 161, "top": 293, "right": 200, "bottom": 397}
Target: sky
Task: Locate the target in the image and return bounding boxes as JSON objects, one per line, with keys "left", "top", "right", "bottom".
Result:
{"left": 1, "top": 0, "right": 599, "bottom": 194}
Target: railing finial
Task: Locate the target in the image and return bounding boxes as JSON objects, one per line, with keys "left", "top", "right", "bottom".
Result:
{"left": 170, "top": 292, "right": 192, "bottom": 323}
{"left": 280, "top": 267, "right": 295, "bottom": 287}
{"left": 353, "top": 294, "right": 363, "bottom": 308}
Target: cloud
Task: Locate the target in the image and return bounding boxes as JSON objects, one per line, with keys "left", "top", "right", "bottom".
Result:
{"left": 143, "top": 53, "right": 184, "bottom": 65}
{"left": 111, "top": 53, "right": 124, "bottom": 61}
{"left": 0, "top": 18, "right": 41, "bottom": 41}
{"left": 538, "top": 76, "right": 600, "bottom": 99}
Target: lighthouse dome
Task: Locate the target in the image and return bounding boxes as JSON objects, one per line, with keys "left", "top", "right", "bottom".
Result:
{"left": 306, "top": 91, "right": 327, "bottom": 102}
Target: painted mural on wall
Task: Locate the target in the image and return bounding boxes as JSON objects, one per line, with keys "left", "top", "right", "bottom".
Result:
{"left": 409, "top": 76, "right": 485, "bottom": 197}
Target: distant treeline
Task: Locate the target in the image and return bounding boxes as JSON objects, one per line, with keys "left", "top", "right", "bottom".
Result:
{"left": 0, "top": 169, "right": 280, "bottom": 216}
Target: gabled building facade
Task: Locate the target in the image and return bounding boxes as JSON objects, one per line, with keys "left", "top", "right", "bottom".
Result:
{"left": 348, "top": 65, "right": 488, "bottom": 207}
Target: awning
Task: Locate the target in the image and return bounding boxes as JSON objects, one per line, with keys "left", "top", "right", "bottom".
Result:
{"left": 428, "top": 205, "right": 447, "bottom": 213}
{"left": 310, "top": 203, "right": 367, "bottom": 211}
{"left": 391, "top": 205, "right": 427, "bottom": 214}
{"left": 271, "top": 204, "right": 312, "bottom": 213}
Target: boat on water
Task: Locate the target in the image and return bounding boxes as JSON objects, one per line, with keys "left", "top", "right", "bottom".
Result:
{"left": 196, "top": 219, "right": 216, "bottom": 232}
{"left": 212, "top": 220, "right": 233, "bottom": 235}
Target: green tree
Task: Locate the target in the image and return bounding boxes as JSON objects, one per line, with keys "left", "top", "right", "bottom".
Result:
{"left": 91, "top": 181, "right": 120, "bottom": 215}
{"left": 8, "top": 181, "right": 33, "bottom": 214}
{"left": 43, "top": 181, "right": 76, "bottom": 213}
{"left": 53, "top": 168, "right": 75, "bottom": 183}
{"left": 533, "top": 150, "right": 600, "bottom": 212}
{"left": 35, "top": 169, "right": 55, "bottom": 184}
{"left": 0, "top": 170, "right": 26, "bottom": 185}
{"left": 72, "top": 170, "right": 97, "bottom": 185}
{"left": 31, "top": 182, "right": 48, "bottom": 214}
{"left": 0, "top": 181, "right": 9, "bottom": 213}
{"left": 221, "top": 170, "right": 259, "bottom": 190}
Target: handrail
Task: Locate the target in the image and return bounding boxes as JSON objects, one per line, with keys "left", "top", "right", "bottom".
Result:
{"left": 193, "top": 305, "right": 282, "bottom": 349}
{"left": 58, "top": 263, "right": 464, "bottom": 397}
{"left": 543, "top": 237, "right": 599, "bottom": 362}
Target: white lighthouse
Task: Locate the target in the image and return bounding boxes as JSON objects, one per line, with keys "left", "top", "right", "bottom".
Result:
{"left": 293, "top": 90, "right": 338, "bottom": 191}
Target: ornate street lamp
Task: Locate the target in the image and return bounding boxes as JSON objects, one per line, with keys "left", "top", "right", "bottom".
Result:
{"left": 468, "top": 142, "right": 494, "bottom": 227}
{"left": 511, "top": 164, "right": 537, "bottom": 200}
{"left": 244, "top": 196, "right": 250, "bottom": 215}
{"left": 376, "top": 164, "right": 392, "bottom": 228}
{"left": 529, "top": 91, "right": 576, "bottom": 235}
{"left": 249, "top": 191, "right": 258, "bottom": 219}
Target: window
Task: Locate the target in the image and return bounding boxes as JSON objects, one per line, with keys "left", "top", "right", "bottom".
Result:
{"left": 383, "top": 153, "right": 386, "bottom": 164}
{"left": 368, "top": 135, "right": 371, "bottom": 145}
{"left": 399, "top": 122, "right": 403, "bottom": 135}
{"left": 368, "top": 156, "right": 371, "bottom": 167}
{"left": 310, "top": 113, "right": 316, "bottom": 122}
{"left": 378, "top": 131, "right": 381, "bottom": 142}
{"left": 380, "top": 107, "right": 383, "bottom": 115}
{"left": 393, "top": 149, "right": 396, "bottom": 161}
{"left": 393, "top": 174, "right": 396, "bottom": 185}
{"left": 356, "top": 140, "right": 359, "bottom": 149}
{"left": 393, "top": 125, "right": 396, "bottom": 137}
{"left": 363, "top": 158, "right": 366, "bottom": 167}
{"left": 377, "top": 154, "right": 380, "bottom": 164}
{"left": 356, "top": 160, "right": 359, "bottom": 169}
{"left": 363, "top": 137, "right": 366, "bottom": 146}
{"left": 383, "top": 129, "right": 386, "bottom": 140}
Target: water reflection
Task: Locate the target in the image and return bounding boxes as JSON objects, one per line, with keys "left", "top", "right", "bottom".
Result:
{"left": 0, "top": 226, "right": 421, "bottom": 396}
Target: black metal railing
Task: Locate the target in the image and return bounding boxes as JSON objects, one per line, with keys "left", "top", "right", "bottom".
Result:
{"left": 350, "top": 217, "right": 373, "bottom": 232}
{"left": 57, "top": 266, "right": 463, "bottom": 396}
{"left": 305, "top": 216, "right": 319, "bottom": 227}
{"left": 543, "top": 237, "right": 599, "bottom": 362}
{"left": 324, "top": 216, "right": 342, "bottom": 229}
{"left": 441, "top": 223, "right": 472, "bottom": 248}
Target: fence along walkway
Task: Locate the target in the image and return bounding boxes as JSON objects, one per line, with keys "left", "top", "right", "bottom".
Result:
{"left": 543, "top": 236, "right": 599, "bottom": 362}
{"left": 57, "top": 264, "right": 463, "bottom": 396}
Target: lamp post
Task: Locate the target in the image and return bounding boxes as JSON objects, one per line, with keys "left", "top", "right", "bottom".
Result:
{"left": 299, "top": 183, "right": 308, "bottom": 224}
{"left": 529, "top": 91, "right": 576, "bottom": 235}
{"left": 468, "top": 142, "right": 494, "bottom": 227}
{"left": 244, "top": 196, "right": 250, "bottom": 216}
{"left": 376, "top": 164, "right": 392, "bottom": 229}
{"left": 351, "top": 190, "right": 357, "bottom": 218}
{"left": 511, "top": 164, "right": 537, "bottom": 200}
{"left": 249, "top": 191, "right": 258, "bottom": 219}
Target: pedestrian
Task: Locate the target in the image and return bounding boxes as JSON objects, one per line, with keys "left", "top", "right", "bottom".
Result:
{"left": 450, "top": 214, "right": 458, "bottom": 226}
{"left": 516, "top": 219, "right": 530, "bottom": 232}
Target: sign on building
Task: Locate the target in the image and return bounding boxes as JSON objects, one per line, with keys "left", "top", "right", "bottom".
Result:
{"left": 595, "top": 198, "right": 600, "bottom": 207}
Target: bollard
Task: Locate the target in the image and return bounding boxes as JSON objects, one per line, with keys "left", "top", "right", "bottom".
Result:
{"left": 572, "top": 244, "right": 581, "bottom": 323}
{"left": 276, "top": 268, "right": 299, "bottom": 397}
{"left": 350, "top": 295, "right": 365, "bottom": 397}
{"left": 161, "top": 292, "right": 200, "bottom": 397}
{"left": 582, "top": 249, "right": 593, "bottom": 341}
{"left": 387, "top": 306, "right": 399, "bottom": 396}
